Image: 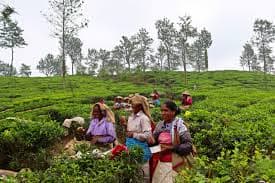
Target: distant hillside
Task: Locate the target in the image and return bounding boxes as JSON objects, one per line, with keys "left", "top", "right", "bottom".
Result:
{"left": 0, "top": 70, "right": 274, "bottom": 122}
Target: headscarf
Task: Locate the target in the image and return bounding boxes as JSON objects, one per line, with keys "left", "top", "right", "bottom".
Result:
{"left": 129, "top": 94, "right": 154, "bottom": 123}
{"left": 90, "top": 102, "right": 115, "bottom": 123}
{"left": 182, "top": 91, "right": 190, "bottom": 96}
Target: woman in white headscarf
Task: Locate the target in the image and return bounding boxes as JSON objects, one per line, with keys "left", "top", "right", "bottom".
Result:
{"left": 125, "top": 94, "right": 154, "bottom": 183}
{"left": 78, "top": 103, "right": 116, "bottom": 149}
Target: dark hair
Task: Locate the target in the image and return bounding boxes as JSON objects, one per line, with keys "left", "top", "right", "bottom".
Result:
{"left": 163, "top": 100, "right": 181, "bottom": 116}
{"left": 93, "top": 104, "right": 106, "bottom": 116}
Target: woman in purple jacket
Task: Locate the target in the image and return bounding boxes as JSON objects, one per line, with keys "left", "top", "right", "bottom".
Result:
{"left": 85, "top": 103, "right": 116, "bottom": 149}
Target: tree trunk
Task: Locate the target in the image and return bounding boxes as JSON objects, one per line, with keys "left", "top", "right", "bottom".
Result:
{"left": 71, "top": 61, "right": 74, "bottom": 75}
{"left": 127, "top": 58, "right": 131, "bottom": 72}
{"left": 204, "top": 49, "right": 208, "bottom": 71}
{"left": 142, "top": 55, "right": 145, "bottom": 73}
{"left": 62, "top": 0, "right": 66, "bottom": 78}
{"left": 165, "top": 44, "right": 170, "bottom": 70}
{"left": 167, "top": 53, "right": 171, "bottom": 70}
{"left": 182, "top": 47, "right": 187, "bottom": 85}
{"left": 9, "top": 47, "right": 14, "bottom": 76}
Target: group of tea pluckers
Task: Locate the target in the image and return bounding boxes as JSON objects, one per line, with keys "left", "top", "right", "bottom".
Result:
{"left": 65, "top": 90, "right": 194, "bottom": 183}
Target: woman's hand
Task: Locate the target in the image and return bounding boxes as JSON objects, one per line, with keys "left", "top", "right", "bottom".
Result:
{"left": 91, "top": 136, "right": 100, "bottom": 144}
{"left": 76, "top": 127, "right": 86, "bottom": 135}
{"left": 160, "top": 144, "right": 173, "bottom": 152}
{"left": 77, "top": 127, "right": 85, "bottom": 132}
{"left": 119, "top": 116, "right": 127, "bottom": 126}
{"left": 126, "top": 131, "right": 134, "bottom": 138}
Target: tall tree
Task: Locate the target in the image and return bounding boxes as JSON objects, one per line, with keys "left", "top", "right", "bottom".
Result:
{"left": 19, "top": 63, "right": 31, "bottom": 77}
{"left": 154, "top": 44, "right": 166, "bottom": 70}
{"left": 266, "top": 55, "right": 274, "bottom": 73}
{"left": 86, "top": 48, "right": 99, "bottom": 76}
{"left": 97, "top": 49, "right": 110, "bottom": 74}
{"left": 52, "top": 55, "right": 63, "bottom": 76}
{"left": 37, "top": 53, "right": 55, "bottom": 76}
{"left": 199, "top": 28, "right": 212, "bottom": 70}
{"left": 176, "top": 15, "right": 197, "bottom": 84}
{"left": 251, "top": 56, "right": 261, "bottom": 71}
{"left": 44, "top": 0, "right": 88, "bottom": 78}
{"left": 120, "top": 35, "right": 138, "bottom": 72}
{"left": 37, "top": 53, "right": 62, "bottom": 76}
{"left": 0, "top": 6, "right": 27, "bottom": 76}
{"left": 64, "top": 35, "right": 83, "bottom": 75}
{"left": 75, "top": 63, "right": 86, "bottom": 75}
{"left": 155, "top": 18, "right": 176, "bottom": 71}
{"left": 189, "top": 40, "right": 204, "bottom": 72}
{"left": 109, "top": 46, "right": 124, "bottom": 75}
{"left": 240, "top": 42, "right": 257, "bottom": 71}
{"left": 252, "top": 19, "right": 275, "bottom": 74}
{"left": 134, "top": 28, "right": 153, "bottom": 72}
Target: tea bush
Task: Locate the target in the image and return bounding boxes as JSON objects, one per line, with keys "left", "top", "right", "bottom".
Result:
{"left": 0, "top": 117, "right": 64, "bottom": 170}
{"left": 14, "top": 146, "right": 144, "bottom": 183}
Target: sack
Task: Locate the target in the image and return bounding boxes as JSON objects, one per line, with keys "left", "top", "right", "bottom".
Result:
{"left": 172, "top": 151, "right": 195, "bottom": 172}
{"left": 172, "top": 142, "right": 196, "bottom": 172}
{"left": 126, "top": 137, "right": 152, "bottom": 161}
{"left": 172, "top": 124, "right": 196, "bottom": 172}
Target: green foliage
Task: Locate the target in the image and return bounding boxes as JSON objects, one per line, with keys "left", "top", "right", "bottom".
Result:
{"left": 0, "top": 117, "right": 64, "bottom": 170}
{"left": 15, "top": 146, "right": 143, "bottom": 183}
{"left": 176, "top": 148, "right": 275, "bottom": 182}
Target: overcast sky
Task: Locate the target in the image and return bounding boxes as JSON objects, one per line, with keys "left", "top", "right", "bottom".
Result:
{"left": 1, "top": 0, "right": 275, "bottom": 76}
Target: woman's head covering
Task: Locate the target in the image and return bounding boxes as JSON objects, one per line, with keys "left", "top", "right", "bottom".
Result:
{"left": 130, "top": 94, "right": 153, "bottom": 122}
{"left": 182, "top": 91, "right": 190, "bottom": 96}
{"left": 91, "top": 102, "right": 115, "bottom": 123}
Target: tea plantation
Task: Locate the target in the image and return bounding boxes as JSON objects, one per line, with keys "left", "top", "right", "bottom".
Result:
{"left": 0, "top": 70, "right": 274, "bottom": 182}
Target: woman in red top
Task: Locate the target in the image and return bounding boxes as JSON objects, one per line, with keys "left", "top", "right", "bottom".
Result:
{"left": 150, "top": 100, "right": 193, "bottom": 183}
{"left": 180, "top": 91, "right": 192, "bottom": 110}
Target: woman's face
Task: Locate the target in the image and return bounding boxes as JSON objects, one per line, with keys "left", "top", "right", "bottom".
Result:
{"left": 132, "top": 103, "right": 142, "bottom": 114}
{"left": 161, "top": 104, "right": 176, "bottom": 123}
{"left": 92, "top": 105, "right": 103, "bottom": 120}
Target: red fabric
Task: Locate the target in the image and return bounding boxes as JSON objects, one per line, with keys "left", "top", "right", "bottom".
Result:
{"left": 158, "top": 132, "right": 171, "bottom": 144}
{"left": 159, "top": 150, "right": 172, "bottom": 162}
{"left": 152, "top": 93, "right": 159, "bottom": 100}
{"left": 110, "top": 144, "right": 128, "bottom": 159}
{"left": 158, "top": 132, "right": 172, "bottom": 162}
{"left": 150, "top": 121, "right": 156, "bottom": 132}
{"left": 150, "top": 132, "right": 173, "bottom": 182}
{"left": 182, "top": 97, "right": 192, "bottom": 105}
{"left": 149, "top": 153, "right": 160, "bottom": 182}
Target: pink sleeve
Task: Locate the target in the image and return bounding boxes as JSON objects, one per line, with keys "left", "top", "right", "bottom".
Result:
{"left": 187, "top": 98, "right": 192, "bottom": 105}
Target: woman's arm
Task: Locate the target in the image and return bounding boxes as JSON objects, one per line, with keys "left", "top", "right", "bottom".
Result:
{"left": 173, "top": 130, "right": 192, "bottom": 156}
{"left": 86, "top": 119, "right": 94, "bottom": 136}
{"left": 132, "top": 117, "right": 151, "bottom": 141}
{"left": 96, "top": 123, "right": 116, "bottom": 143}
{"left": 172, "top": 119, "right": 193, "bottom": 155}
